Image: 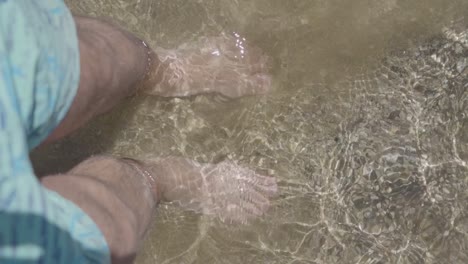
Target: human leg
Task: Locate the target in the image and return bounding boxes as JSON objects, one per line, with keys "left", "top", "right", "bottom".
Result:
{"left": 41, "top": 156, "right": 158, "bottom": 263}
{"left": 44, "top": 15, "right": 159, "bottom": 143}
{"left": 41, "top": 156, "right": 277, "bottom": 262}
{"left": 45, "top": 17, "right": 273, "bottom": 144}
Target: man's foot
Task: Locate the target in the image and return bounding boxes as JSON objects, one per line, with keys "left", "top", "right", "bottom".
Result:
{"left": 142, "top": 157, "right": 278, "bottom": 223}
{"left": 143, "top": 32, "right": 272, "bottom": 98}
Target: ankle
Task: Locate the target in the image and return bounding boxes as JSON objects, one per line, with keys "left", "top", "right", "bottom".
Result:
{"left": 134, "top": 43, "right": 165, "bottom": 94}
{"left": 120, "top": 158, "right": 161, "bottom": 203}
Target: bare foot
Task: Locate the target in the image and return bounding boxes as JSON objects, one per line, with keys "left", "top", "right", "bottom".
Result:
{"left": 141, "top": 157, "right": 278, "bottom": 223}
{"left": 144, "top": 32, "right": 272, "bottom": 98}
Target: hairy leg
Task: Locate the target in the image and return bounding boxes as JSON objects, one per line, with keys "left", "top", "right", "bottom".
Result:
{"left": 35, "top": 11, "right": 276, "bottom": 263}
{"left": 42, "top": 156, "right": 158, "bottom": 263}
{"left": 45, "top": 17, "right": 272, "bottom": 144}
{"left": 41, "top": 156, "right": 277, "bottom": 262}
{"left": 44, "top": 15, "right": 160, "bottom": 144}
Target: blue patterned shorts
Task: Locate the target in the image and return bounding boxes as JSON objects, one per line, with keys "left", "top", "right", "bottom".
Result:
{"left": 0, "top": 0, "right": 110, "bottom": 263}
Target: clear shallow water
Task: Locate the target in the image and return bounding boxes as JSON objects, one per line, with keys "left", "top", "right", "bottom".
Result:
{"left": 32, "top": 1, "right": 468, "bottom": 263}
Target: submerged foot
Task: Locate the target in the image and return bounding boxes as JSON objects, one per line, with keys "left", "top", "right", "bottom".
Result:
{"left": 144, "top": 32, "right": 272, "bottom": 98}
{"left": 142, "top": 157, "right": 278, "bottom": 223}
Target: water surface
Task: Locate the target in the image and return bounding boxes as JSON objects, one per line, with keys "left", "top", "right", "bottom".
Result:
{"left": 33, "top": 1, "right": 468, "bottom": 263}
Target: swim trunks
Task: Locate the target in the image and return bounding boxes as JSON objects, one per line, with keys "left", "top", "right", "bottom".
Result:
{"left": 0, "top": 0, "right": 110, "bottom": 263}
